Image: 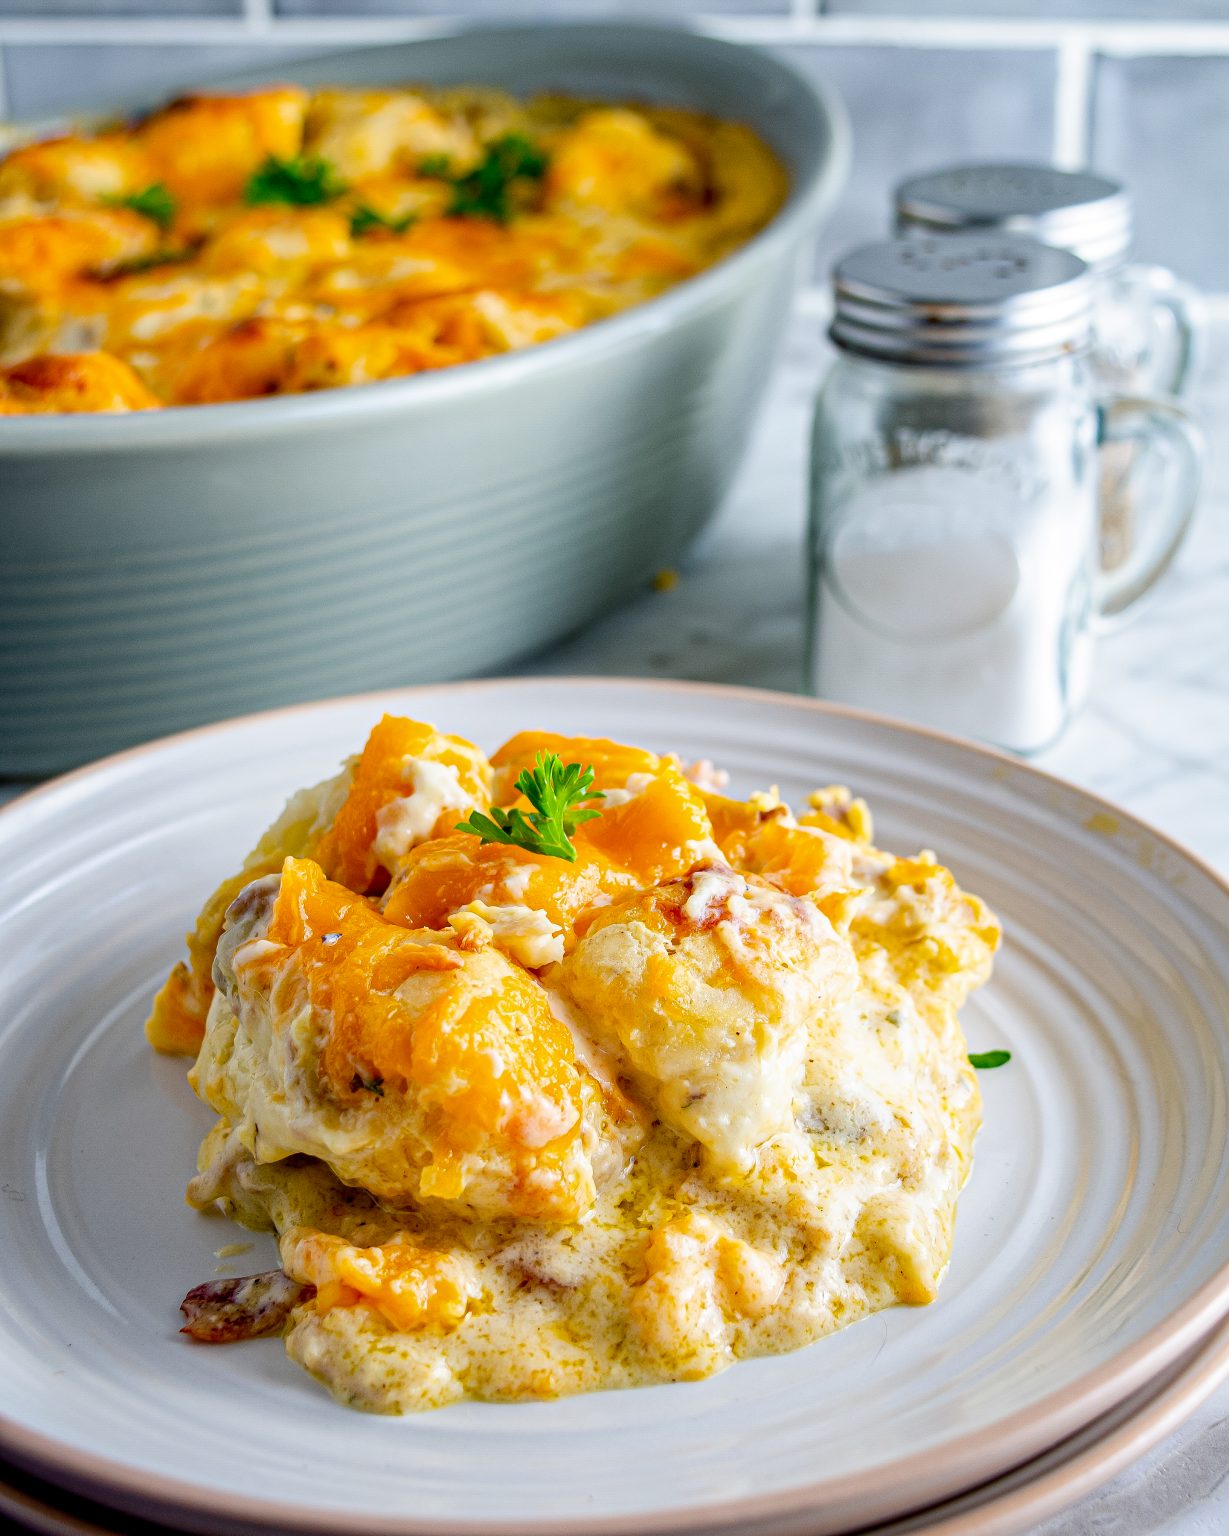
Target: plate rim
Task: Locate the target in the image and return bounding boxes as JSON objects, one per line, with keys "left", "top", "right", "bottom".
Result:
{"left": 4, "top": 674, "right": 1229, "bottom": 1536}
{"left": 6, "top": 1315, "right": 1229, "bottom": 1536}
{"left": 917, "top": 1322, "right": 1229, "bottom": 1536}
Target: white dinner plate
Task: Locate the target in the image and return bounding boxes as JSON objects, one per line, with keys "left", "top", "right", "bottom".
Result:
{"left": 3, "top": 678, "right": 1229, "bottom": 1536}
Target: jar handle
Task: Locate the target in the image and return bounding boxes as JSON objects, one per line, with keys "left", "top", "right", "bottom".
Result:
{"left": 1094, "top": 394, "right": 1204, "bottom": 625}
{"left": 1127, "top": 263, "right": 1202, "bottom": 398}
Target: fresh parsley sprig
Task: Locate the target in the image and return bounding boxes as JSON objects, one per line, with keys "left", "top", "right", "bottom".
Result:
{"left": 456, "top": 752, "right": 603, "bottom": 863}
{"left": 969, "top": 1050, "right": 1012, "bottom": 1070}
{"left": 349, "top": 203, "right": 417, "bottom": 238}
{"left": 448, "top": 134, "right": 549, "bottom": 224}
{"left": 245, "top": 155, "right": 346, "bottom": 207}
{"left": 92, "top": 247, "right": 194, "bottom": 280}
{"left": 417, "top": 153, "right": 453, "bottom": 178}
{"left": 104, "top": 182, "right": 177, "bottom": 231}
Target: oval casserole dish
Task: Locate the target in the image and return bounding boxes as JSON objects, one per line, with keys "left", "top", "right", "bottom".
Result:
{"left": 0, "top": 23, "right": 848, "bottom": 774}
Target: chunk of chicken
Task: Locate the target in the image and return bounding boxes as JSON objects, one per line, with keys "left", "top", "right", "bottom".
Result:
{"left": 562, "top": 864, "right": 859, "bottom": 1171}
{"left": 0, "top": 132, "right": 156, "bottom": 207}
{"left": 193, "top": 857, "right": 597, "bottom": 1222}
{"left": 305, "top": 87, "right": 479, "bottom": 182}
{"left": 136, "top": 86, "right": 309, "bottom": 204}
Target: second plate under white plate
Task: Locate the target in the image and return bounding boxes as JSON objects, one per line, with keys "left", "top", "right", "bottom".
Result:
{"left": 2, "top": 679, "right": 1229, "bottom": 1536}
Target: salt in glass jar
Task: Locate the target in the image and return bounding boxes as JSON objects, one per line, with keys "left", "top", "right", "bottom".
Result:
{"left": 806, "top": 235, "right": 1203, "bottom": 753}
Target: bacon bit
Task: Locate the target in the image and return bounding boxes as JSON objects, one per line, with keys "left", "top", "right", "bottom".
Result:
{"left": 656, "top": 864, "right": 746, "bottom": 933}
{"left": 680, "top": 758, "right": 729, "bottom": 791}
{"left": 179, "top": 1269, "right": 315, "bottom": 1343}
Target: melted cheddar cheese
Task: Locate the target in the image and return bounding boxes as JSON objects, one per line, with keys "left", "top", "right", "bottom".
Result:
{"left": 0, "top": 84, "right": 788, "bottom": 413}
{"left": 160, "top": 716, "right": 999, "bottom": 1412}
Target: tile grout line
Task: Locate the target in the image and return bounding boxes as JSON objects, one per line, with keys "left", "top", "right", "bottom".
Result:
{"left": 1052, "top": 32, "right": 1094, "bottom": 168}
{"left": 0, "top": 16, "right": 456, "bottom": 46}
{"left": 700, "top": 14, "right": 1229, "bottom": 53}
{"left": 4, "top": 14, "right": 1229, "bottom": 52}
{"left": 243, "top": 0, "right": 273, "bottom": 36}
{"left": 712, "top": 14, "right": 1229, "bottom": 53}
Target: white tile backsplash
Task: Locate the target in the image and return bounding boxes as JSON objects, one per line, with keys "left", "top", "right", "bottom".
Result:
{"left": 274, "top": 0, "right": 790, "bottom": 12}
{"left": 773, "top": 41, "right": 1060, "bottom": 279}
{"left": 2, "top": 40, "right": 338, "bottom": 117}
{"left": 0, "top": 0, "right": 240, "bottom": 13}
{"left": 1091, "top": 51, "right": 1229, "bottom": 290}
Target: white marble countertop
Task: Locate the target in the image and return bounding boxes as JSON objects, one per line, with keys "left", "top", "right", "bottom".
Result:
{"left": 3, "top": 299, "right": 1227, "bottom": 1535}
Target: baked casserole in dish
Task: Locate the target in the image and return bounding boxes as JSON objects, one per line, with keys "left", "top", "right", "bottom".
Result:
{"left": 0, "top": 25, "right": 848, "bottom": 773}
{"left": 0, "top": 81, "right": 787, "bottom": 410}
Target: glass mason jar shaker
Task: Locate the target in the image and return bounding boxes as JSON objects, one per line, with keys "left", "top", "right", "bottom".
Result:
{"left": 806, "top": 235, "right": 1203, "bottom": 754}
{"left": 894, "top": 164, "right": 1201, "bottom": 399}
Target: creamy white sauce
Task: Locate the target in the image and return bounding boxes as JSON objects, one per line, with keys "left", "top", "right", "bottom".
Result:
{"left": 373, "top": 759, "right": 478, "bottom": 869}
{"left": 679, "top": 867, "right": 818, "bottom": 931}
{"left": 598, "top": 772, "right": 656, "bottom": 809}
{"left": 255, "top": 227, "right": 314, "bottom": 261}
{"left": 544, "top": 984, "right": 622, "bottom": 1097}
{"left": 682, "top": 837, "right": 725, "bottom": 869}
{"left": 675, "top": 866, "right": 743, "bottom": 921}
{"left": 232, "top": 937, "right": 284, "bottom": 970}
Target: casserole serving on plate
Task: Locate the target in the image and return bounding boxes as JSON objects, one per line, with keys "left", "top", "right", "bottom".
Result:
{"left": 150, "top": 712, "right": 998, "bottom": 1414}
{"left": 4, "top": 680, "right": 1229, "bottom": 1534}
{"left": 0, "top": 24, "right": 848, "bottom": 774}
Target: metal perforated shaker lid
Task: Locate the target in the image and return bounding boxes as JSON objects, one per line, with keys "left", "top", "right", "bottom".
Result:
{"left": 830, "top": 235, "right": 1094, "bottom": 368}
{"left": 894, "top": 163, "right": 1132, "bottom": 271}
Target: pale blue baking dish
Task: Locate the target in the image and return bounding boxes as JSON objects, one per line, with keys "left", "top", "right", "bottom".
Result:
{"left": 0, "top": 23, "right": 848, "bottom": 774}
